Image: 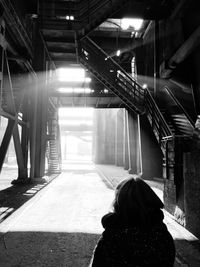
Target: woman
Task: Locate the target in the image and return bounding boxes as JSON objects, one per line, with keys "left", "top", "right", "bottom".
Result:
{"left": 90, "top": 176, "right": 175, "bottom": 267}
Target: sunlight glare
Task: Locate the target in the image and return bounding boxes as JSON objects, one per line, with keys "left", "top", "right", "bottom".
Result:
{"left": 59, "top": 107, "right": 93, "bottom": 118}
{"left": 58, "top": 87, "right": 92, "bottom": 93}
{"left": 121, "top": 18, "right": 143, "bottom": 30}
{"left": 59, "top": 120, "right": 93, "bottom": 126}
{"left": 57, "top": 67, "right": 86, "bottom": 82}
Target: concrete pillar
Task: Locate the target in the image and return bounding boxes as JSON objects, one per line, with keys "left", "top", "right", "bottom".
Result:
{"left": 93, "top": 109, "right": 106, "bottom": 164}
{"left": 20, "top": 93, "right": 29, "bottom": 178}
{"left": 115, "top": 109, "right": 124, "bottom": 166}
{"left": 127, "top": 110, "right": 138, "bottom": 174}
{"left": 48, "top": 110, "right": 61, "bottom": 174}
{"left": 93, "top": 109, "right": 116, "bottom": 164}
{"left": 32, "top": 22, "right": 48, "bottom": 178}
{"left": 184, "top": 146, "right": 200, "bottom": 238}
{"left": 29, "top": 74, "right": 38, "bottom": 179}
{"left": 123, "top": 109, "right": 129, "bottom": 170}
{"left": 140, "top": 114, "right": 163, "bottom": 179}
{"left": 184, "top": 120, "right": 200, "bottom": 238}
{"left": 105, "top": 109, "right": 115, "bottom": 164}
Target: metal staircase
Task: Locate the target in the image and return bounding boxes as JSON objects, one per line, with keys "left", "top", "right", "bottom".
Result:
{"left": 79, "top": 36, "right": 173, "bottom": 152}
{"left": 160, "top": 86, "right": 195, "bottom": 136}
{"left": 39, "top": 0, "right": 130, "bottom": 38}
{"left": 78, "top": 0, "right": 130, "bottom": 38}
{"left": 78, "top": 37, "right": 196, "bottom": 183}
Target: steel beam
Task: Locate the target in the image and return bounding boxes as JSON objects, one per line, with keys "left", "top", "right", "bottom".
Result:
{"left": 0, "top": 119, "right": 16, "bottom": 172}
{"left": 3, "top": 52, "right": 27, "bottom": 180}
{"left": 160, "top": 25, "right": 200, "bottom": 78}
{"left": 32, "top": 24, "right": 49, "bottom": 178}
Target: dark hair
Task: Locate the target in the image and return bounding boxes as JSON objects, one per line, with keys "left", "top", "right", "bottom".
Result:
{"left": 113, "top": 176, "right": 164, "bottom": 227}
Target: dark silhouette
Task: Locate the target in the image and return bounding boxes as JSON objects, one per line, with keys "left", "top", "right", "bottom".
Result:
{"left": 90, "top": 176, "right": 175, "bottom": 266}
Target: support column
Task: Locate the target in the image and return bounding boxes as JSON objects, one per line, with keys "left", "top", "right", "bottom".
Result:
{"left": 32, "top": 24, "right": 48, "bottom": 178}
{"left": 115, "top": 109, "right": 124, "bottom": 166}
{"left": 34, "top": 76, "right": 48, "bottom": 178}
{"left": 15, "top": 90, "right": 30, "bottom": 182}
{"left": 93, "top": 109, "right": 106, "bottom": 164}
{"left": 48, "top": 110, "right": 61, "bottom": 174}
{"left": 163, "top": 138, "right": 177, "bottom": 214}
{"left": 105, "top": 109, "right": 115, "bottom": 164}
{"left": 123, "top": 109, "right": 129, "bottom": 170}
{"left": 183, "top": 117, "right": 200, "bottom": 237}
{"left": 0, "top": 119, "right": 16, "bottom": 172}
{"left": 29, "top": 74, "right": 37, "bottom": 179}
{"left": 93, "top": 109, "right": 115, "bottom": 164}
{"left": 127, "top": 110, "right": 139, "bottom": 174}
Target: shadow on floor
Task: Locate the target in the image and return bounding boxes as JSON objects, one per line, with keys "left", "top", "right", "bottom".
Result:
{"left": 0, "top": 177, "right": 57, "bottom": 223}
{"left": 0, "top": 231, "right": 100, "bottom": 267}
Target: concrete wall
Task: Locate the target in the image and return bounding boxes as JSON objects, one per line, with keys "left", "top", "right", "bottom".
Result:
{"left": 140, "top": 115, "right": 163, "bottom": 180}
{"left": 93, "top": 108, "right": 163, "bottom": 180}
{"left": 93, "top": 109, "right": 116, "bottom": 164}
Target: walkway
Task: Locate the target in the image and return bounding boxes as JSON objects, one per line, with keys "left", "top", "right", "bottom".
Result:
{"left": 0, "top": 162, "right": 200, "bottom": 266}
{"left": 0, "top": 162, "right": 114, "bottom": 266}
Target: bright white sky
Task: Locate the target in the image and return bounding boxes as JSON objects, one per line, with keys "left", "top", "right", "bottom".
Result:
{"left": 121, "top": 18, "right": 143, "bottom": 30}
{"left": 59, "top": 108, "right": 94, "bottom": 126}
{"left": 59, "top": 108, "right": 93, "bottom": 118}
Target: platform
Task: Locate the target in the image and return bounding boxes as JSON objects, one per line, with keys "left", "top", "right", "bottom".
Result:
{"left": 0, "top": 162, "right": 200, "bottom": 266}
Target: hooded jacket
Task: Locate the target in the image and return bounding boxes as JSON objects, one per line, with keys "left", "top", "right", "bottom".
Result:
{"left": 91, "top": 212, "right": 175, "bottom": 267}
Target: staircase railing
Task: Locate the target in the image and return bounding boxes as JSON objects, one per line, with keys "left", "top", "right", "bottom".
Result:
{"left": 79, "top": 37, "right": 173, "bottom": 150}
{"left": 78, "top": 0, "right": 127, "bottom": 34}
{"left": 79, "top": 36, "right": 145, "bottom": 114}
{"left": 144, "top": 89, "right": 172, "bottom": 150}
{"left": 164, "top": 86, "right": 195, "bottom": 128}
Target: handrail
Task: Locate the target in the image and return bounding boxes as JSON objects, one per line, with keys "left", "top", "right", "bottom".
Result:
{"left": 81, "top": 36, "right": 145, "bottom": 100}
{"left": 145, "top": 90, "right": 172, "bottom": 137}
{"left": 164, "top": 86, "right": 195, "bottom": 127}
{"left": 84, "top": 37, "right": 138, "bottom": 84}
{"left": 80, "top": 37, "right": 145, "bottom": 114}
{"left": 79, "top": 36, "right": 173, "bottom": 144}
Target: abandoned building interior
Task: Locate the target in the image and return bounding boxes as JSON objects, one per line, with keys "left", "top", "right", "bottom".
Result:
{"left": 1, "top": 0, "right": 200, "bottom": 265}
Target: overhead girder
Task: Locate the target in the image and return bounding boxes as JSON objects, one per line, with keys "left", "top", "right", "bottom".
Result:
{"left": 160, "top": 25, "right": 200, "bottom": 78}
{"left": 0, "top": 0, "right": 33, "bottom": 58}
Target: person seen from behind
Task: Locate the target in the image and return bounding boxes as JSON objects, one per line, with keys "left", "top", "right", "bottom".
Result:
{"left": 90, "top": 176, "right": 175, "bottom": 267}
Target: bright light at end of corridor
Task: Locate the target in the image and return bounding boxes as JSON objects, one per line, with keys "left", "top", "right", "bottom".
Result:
{"left": 58, "top": 87, "right": 92, "bottom": 93}
{"left": 121, "top": 18, "right": 143, "bottom": 30}
{"left": 59, "top": 107, "right": 94, "bottom": 118}
{"left": 57, "top": 68, "right": 91, "bottom": 83}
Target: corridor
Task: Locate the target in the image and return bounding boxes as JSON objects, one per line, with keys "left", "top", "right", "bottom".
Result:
{"left": 0, "top": 162, "right": 113, "bottom": 266}
{"left": 0, "top": 162, "right": 200, "bottom": 266}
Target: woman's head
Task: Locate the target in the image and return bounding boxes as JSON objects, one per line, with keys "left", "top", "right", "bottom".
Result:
{"left": 113, "top": 176, "right": 164, "bottom": 226}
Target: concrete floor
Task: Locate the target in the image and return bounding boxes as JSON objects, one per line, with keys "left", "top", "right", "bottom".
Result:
{"left": 0, "top": 162, "right": 200, "bottom": 266}
{"left": 0, "top": 162, "right": 114, "bottom": 267}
